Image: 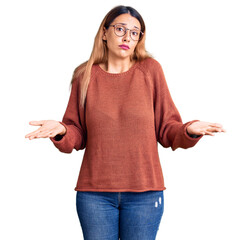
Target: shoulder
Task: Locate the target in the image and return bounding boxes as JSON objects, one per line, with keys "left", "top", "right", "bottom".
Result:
{"left": 137, "top": 58, "right": 168, "bottom": 93}
{"left": 140, "top": 57, "right": 161, "bottom": 66}
{"left": 137, "top": 57, "right": 164, "bottom": 76}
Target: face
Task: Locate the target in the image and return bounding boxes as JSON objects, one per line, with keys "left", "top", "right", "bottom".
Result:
{"left": 102, "top": 13, "right": 141, "bottom": 61}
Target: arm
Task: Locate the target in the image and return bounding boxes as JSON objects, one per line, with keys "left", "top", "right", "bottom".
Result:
{"left": 153, "top": 61, "right": 203, "bottom": 151}
{"left": 50, "top": 77, "right": 87, "bottom": 153}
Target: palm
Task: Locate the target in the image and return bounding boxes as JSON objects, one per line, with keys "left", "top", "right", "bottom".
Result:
{"left": 25, "top": 120, "right": 66, "bottom": 140}
{"left": 187, "top": 121, "right": 226, "bottom": 136}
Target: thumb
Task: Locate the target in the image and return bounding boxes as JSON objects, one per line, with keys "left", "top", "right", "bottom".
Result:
{"left": 29, "top": 120, "right": 45, "bottom": 126}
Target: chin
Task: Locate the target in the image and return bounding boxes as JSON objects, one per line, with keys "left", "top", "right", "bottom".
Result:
{"left": 116, "top": 53, "right": 130, "bottom": 59}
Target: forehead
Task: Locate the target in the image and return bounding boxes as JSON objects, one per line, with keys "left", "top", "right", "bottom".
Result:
{"left": 111, "top": 13, "right": 141, "bottom": 29}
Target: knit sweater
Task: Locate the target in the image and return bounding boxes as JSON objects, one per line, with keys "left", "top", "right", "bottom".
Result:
{"left": 50, "top": 57, "right": 203, "bottom": 192}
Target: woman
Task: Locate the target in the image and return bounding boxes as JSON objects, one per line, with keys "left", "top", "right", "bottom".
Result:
{"left": 25, "top": 5, "right": 225, "bottom": 240}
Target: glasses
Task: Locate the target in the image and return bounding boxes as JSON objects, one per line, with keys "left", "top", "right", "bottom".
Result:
{"left": 109, "top": 24, "right": 144, "bottom": 41}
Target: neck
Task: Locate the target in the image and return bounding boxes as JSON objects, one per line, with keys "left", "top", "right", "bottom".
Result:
{"left": 102, "top": 56, "right": 135, "bottom": 74}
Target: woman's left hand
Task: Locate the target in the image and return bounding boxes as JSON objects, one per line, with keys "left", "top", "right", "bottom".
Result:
{"left": 187, "top": 121, "right": 226, "bottom": 136}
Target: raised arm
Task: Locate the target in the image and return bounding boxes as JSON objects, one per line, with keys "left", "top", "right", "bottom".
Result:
{"left": 153, "top": 61, "right": 203, "bottom": 151}
{"left": 50, "top": 77, "right": 87, "bottom": 153}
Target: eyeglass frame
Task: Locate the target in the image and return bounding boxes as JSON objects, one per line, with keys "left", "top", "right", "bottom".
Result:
{"left": 109, "top": 24, "right": 144, "bottom": 41}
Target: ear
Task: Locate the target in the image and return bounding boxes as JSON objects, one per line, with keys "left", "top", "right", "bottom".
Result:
{"left": 102, "top": 27, "right": 107, "bottom": 41}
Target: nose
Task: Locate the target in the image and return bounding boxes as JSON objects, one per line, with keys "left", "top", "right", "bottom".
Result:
{"left": 123, "top": 30, "right": 130, "bottom": 42}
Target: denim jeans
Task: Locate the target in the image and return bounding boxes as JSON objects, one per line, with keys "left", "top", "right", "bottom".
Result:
{"left": 76, "top": 190, "right": 164, "bottom": 240}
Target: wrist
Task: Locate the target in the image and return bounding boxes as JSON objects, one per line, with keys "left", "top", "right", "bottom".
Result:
{"left": 59, "top": 122, "right": 67, "bottom": 135}
{"left": 186, "top": 127, "right": 201, "bottom": 138}
{"left": 60, "top": 128, "right": 66, "bottom": 135}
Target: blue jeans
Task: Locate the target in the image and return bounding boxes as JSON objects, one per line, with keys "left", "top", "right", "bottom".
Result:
{"left": 76, "top": 190, "right": 164, "bottom": 240}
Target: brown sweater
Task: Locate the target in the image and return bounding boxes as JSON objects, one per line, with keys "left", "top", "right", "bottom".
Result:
{"left": 50, "top": 57, "right": 203, "bottom": 192}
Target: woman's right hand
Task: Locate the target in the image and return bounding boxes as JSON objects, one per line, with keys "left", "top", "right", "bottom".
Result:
{"left": 25, "top": 120, "right": 66, "bottom": 140}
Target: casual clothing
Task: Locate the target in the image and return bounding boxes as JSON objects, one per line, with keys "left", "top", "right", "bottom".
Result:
{"left": 76, "top": 190, "right": 164, "bottom": 240}
{"left": 50, "top": 57, "right": 203, "bottom": 192}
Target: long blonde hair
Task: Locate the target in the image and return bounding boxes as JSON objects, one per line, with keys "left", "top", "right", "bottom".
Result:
{"left": 71, "top": 5, "right": 154, "bottom": 108}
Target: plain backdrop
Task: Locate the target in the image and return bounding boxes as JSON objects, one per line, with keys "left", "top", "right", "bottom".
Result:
{"left": 1, "top": 0, "right": 250, "bottom": 239}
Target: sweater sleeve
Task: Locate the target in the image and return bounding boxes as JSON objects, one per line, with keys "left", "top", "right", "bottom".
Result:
{"left": 153, "top": 61, "right": 203, "bottom": 151}
{"left": 49, "top": 77, "right": 87, "bottom": 153}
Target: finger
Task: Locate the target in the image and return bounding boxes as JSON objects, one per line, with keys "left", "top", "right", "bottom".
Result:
{"left": 208, "top": 127, "right": 222, "bottom": 133}
{"left": 214, "top": 127, "right": 226, "bottom": 133}
{"left": 29, "top": 135, "right": 40, "bottom": 140}
{"left": 209, "top": 123, "right": 223, "bottom": 128}
{"left": 27, "top": 126, "right": 58, "bottom": 139}
{"left": 210, "top": 127, "right": 226, "bottom": 133}
{"left": 27, "top": 133, "right": 41, "bottom": 140}
{"left": 29, "top": 132, "right": 47, "bottom": 140}
{"left": 29, "top": 120, "right": 45, "bottom": 126}
{"left": 204, "top": 130, "right": 215, "bottom": 136}
{"left": 26, "top": 124, "right": 52, "bottom": 138}
{"left": 25, "top": 129, "right": 43, "bottom": 138}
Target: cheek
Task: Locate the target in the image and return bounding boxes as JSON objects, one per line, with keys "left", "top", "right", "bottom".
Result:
{"left": 106, "top": 41, "right": 115, "bottom": 51}
{"left": 107, "top": 37, "right": 120, "bottom": 49}
{"left": 130, "top": 44, "right": 138, "bottom": 52}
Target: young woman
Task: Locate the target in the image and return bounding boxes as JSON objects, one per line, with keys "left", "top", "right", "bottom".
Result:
{"left": 25, "top": 5, "right": 225, "bottom": 240}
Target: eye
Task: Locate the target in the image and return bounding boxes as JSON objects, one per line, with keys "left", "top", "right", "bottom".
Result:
{"left": 132, "top": 30, "right": 139, "bottom": 36}
{"left": 115, "top": 26, "right": 125, "bottom": 32}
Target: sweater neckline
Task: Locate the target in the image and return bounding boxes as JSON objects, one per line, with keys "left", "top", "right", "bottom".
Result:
{"left": 96, "top": 61, "right": 139, "bottom": 77}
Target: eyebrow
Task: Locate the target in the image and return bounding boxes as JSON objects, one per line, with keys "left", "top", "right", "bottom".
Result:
{"left": 116, "top": 22, "right": 140, "bottom": 30}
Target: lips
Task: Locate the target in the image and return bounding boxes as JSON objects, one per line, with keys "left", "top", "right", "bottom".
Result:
{"left": 119, "top": 45, "right": 130, "bottom": 50}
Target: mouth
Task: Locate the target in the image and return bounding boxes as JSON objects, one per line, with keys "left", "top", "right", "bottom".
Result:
{"left": 119, "top": 45, "right": 130, "bottom": 50}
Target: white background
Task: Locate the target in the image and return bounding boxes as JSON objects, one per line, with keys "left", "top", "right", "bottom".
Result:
{"left": 1, "top": 0, "right": 250, "bottom": 239}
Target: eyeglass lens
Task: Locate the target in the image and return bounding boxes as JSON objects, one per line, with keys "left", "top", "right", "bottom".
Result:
{"left": 114, "top": 24, "right": 141, "bottom": 41}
